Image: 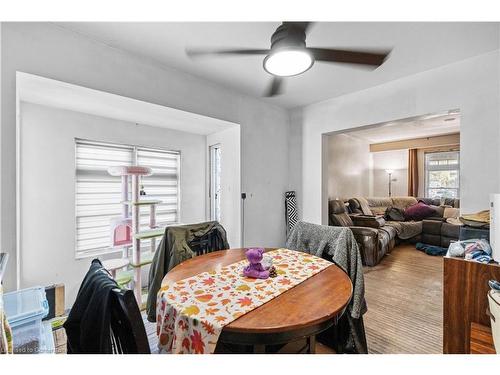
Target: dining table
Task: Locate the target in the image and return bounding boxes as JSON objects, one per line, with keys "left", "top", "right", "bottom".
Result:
{"left": 160, "top": 248, "right": 353, "bottom": 354}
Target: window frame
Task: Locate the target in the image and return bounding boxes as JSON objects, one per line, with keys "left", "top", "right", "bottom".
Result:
{"left": 74, "top": 138, "right": 182, "bottom": 259}
{"left": 424, "top": 150, "right": 460, "bottom": 199}
{"left": 209, "top": 143, "right": 221, "bottom": 222}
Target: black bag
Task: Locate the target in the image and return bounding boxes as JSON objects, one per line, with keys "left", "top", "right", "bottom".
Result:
{"left": 385, "top": 206, "right": 405, "bottom": 222}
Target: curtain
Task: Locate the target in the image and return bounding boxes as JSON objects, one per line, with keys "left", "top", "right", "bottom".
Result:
{"left": 408, "top": 149, "right": 419, "bottom": 197}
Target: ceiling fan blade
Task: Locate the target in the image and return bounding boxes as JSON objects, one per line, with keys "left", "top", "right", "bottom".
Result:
{"left": 186, "top": 48, "right": 270, "bottom": 58}
{"left": 264, "top": 77, "right": 284, "bottom": 97}
{"left": 309, "top": 48, "right": 391, "bottom": 67}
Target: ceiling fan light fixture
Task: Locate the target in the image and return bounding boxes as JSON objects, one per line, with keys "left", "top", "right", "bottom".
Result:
{"left": 263, "top": 49, "right": 314, "bottom": 77}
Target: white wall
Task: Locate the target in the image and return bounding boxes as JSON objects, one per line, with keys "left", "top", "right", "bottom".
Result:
{"left": 19, "top": 102, "right": 207, "bottom": 303}
{"left": 327, "top": 134, "right": 372, "bottom": 199}
{"left": 297, "top": 50, "right": 500, "bottom": 225}
{"left": 0, "top": 22, "right": 290, "bottom": 291}
{"left": 372, "top": 149, "right": 408, "bottom": 197}
{"left": 206, "top": 127, "right": 241, "bottom": 248}
{"left": 327, "top": 136, "right": 408, "bottom": 199}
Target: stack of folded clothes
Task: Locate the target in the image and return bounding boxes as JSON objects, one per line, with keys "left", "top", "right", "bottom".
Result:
{"left": 448, "top": 238, "right": 492, "bottom": 263}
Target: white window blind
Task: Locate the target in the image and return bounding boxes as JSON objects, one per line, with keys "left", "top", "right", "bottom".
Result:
{"left": 75, "top": 140, "right": 180, "bottom": 258}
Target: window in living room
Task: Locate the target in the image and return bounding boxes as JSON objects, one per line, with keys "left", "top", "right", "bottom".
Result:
{"left": 75, "top": 139, "right": 180, "bottom": 258}
{"left": 424, "top": 150, "right": 460, "bottom": 199}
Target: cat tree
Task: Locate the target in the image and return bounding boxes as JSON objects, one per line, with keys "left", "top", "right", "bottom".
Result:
{"left": 105, "top": 165, "right": 164, "bottom": 304}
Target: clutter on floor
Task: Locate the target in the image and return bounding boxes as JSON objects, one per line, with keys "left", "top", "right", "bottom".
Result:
{"left": 415, "top": 242, "right": 448, "bottom": 256}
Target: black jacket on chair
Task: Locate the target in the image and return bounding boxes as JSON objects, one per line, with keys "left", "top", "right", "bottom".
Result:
{"left": 64, "top": 259, "right": 149, "bottom": 354}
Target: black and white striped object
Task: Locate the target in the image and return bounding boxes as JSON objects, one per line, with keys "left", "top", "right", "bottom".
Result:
{"left": 285, "top": 191, "right": 298, "bottom": 237}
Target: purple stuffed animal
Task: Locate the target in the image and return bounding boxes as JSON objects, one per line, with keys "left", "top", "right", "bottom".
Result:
{"left": 243, "top": 248, "right": 269, "bottom": 279}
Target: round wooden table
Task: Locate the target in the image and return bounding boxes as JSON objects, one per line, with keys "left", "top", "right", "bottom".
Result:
{"left": 161, "top": 248, "right": 353, "bottom": 353}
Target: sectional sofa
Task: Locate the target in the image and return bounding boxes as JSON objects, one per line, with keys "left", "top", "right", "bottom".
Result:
{"left": 328, "top": 196, "right": 460, "bottom": 266}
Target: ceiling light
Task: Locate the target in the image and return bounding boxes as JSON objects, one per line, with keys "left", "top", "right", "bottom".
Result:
{"left": 263, "top": 49, "right": 314, "bottom": 77}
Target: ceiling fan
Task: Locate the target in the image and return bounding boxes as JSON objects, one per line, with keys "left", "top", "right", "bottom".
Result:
{"left": 186, "top": 22, "right": 391, "bottom": 97}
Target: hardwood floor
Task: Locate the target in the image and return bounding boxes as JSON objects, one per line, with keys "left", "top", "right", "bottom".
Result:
{"left": 363, "top": 244, "right": 443, "bottom": 354}
{"left": 144, "top": 244, "right": 444, "bottom": 354}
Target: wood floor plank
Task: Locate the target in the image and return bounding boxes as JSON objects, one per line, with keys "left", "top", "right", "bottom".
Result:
{"left": 363, "top": 244, "right": 443, "bottom": 354}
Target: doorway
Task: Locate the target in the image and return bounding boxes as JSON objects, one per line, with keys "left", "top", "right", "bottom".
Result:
{"left": 209, "top": 144, "right": 222, "bottom": 222}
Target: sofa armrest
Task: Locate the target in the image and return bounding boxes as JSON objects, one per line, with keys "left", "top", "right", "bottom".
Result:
{"left": 350, "top": 215, "right": 386, "bottom": 229}
{"left": 348, "top": 226, "right": 380, "bottom": 266}
{"left": 349, "top": 226, "right": 379, "bottom": 238}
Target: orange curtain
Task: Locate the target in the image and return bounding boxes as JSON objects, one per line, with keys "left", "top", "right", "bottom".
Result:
{"left": 408, "top": 149, "right": 419, "bottom": 197}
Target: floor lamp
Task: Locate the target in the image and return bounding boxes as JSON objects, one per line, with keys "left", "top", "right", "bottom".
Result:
{"left": 386, "top": 169, "right": 394, "bottom": 197}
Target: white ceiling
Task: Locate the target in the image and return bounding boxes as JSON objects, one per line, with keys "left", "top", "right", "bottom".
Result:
{"left": 17, "top": 72, "right": 237, "bottom": 135}
{"left": 54, "top": 22, "right": 499, "bottom": 108}
{"left": 345, "top": 112, "right": 460, "bottom": 144}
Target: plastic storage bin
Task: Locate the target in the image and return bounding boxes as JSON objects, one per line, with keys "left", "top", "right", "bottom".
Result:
{"left": 3, "top": 286, "right": 51, "bottom": 354}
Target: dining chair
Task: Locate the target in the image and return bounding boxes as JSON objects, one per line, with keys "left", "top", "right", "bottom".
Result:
{"left": 65, "top": 259, "right": 150, "bottom": 354}
{"left": 189, "top": 228, "right": 221, "bottom": 256}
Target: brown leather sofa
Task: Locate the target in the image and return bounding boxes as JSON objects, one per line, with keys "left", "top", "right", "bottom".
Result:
{"left": 334, "top": 196, "right": 460, "bottom": 265}
{"left": 328, "top": 200, "right": 397, "bottom": 266}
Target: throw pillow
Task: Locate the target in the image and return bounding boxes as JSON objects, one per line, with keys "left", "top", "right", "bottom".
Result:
{"left": 404, "top": 202, "right": 436, "bottom": 221}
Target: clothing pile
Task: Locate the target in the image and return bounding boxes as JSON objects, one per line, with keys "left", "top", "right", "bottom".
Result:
{"left": 448, "top": 239, "right": 493, "bottom": 263}
{"left": 460, "top": 210, "right": 490, "bottom": 228}
{"left": 415, "top": 242, "right": 448, "bottom": 256}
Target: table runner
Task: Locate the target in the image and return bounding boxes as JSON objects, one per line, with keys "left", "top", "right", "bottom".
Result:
{"left": 156, "top": 248, "right": 332, "bottom": 354}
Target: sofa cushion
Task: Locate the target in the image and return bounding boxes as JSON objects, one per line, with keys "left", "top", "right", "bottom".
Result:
{"left": 355, "top": 197, "right": 374, "bottom": 215}
{"left": 441, "top": 222, "right": 461, "bottom": 238}
{"left": 391, "top": 196, "right": 418, "bottom": 210}
{"left": 328, "top": 200, "right": 354, "bottom": 227}
{"left": 331, "top": 213, "right": 353, "bottom": 227}
{"left": 404, "top": 202, "right": 436, "bottom": 221}
{"left": 422, "top": 219, "right": 443, "bottom": 235}
{"left": 418, "top": 197, "right": 460, "bottom": 208}
{"left": 418, "top": 197, "right": 439, "bottom": 206}
{"left": 379, "top": 225, "right": 397, "bottom": 241}
{"left": 427, "top": 205, "right": 444, "bottom": 217}
{"left": 347, "top": 199, "right": 362, "bottom": 214}
{"left": 443, "top": 207, "right": 460, "bottom": 219}
{"left": 366, "top": 197, "right": 393, "bottom": 216}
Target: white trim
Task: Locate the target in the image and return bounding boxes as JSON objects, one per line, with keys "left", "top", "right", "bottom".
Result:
{"left": 15, "top": 73, "right": 22, "bottom": 289}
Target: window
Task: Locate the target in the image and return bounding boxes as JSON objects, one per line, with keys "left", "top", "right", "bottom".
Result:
{"left": 424, "top": 150, "right": 460, "bottom": 199}
{"left": 75, "top": 139, "right": 180, "bottom": 258}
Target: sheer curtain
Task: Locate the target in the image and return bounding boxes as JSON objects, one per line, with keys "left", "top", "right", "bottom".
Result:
{"left": 408, "top": 149, "right": 419, "bottom": 197}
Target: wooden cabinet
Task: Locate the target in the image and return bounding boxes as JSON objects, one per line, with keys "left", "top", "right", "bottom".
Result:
{"left": 443, "top": 256, "right": 500, "bottom": 353}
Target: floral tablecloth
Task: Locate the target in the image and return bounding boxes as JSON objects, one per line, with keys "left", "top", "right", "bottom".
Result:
{"left": 156, "top": 248, "right": 332, "bottom": 354}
